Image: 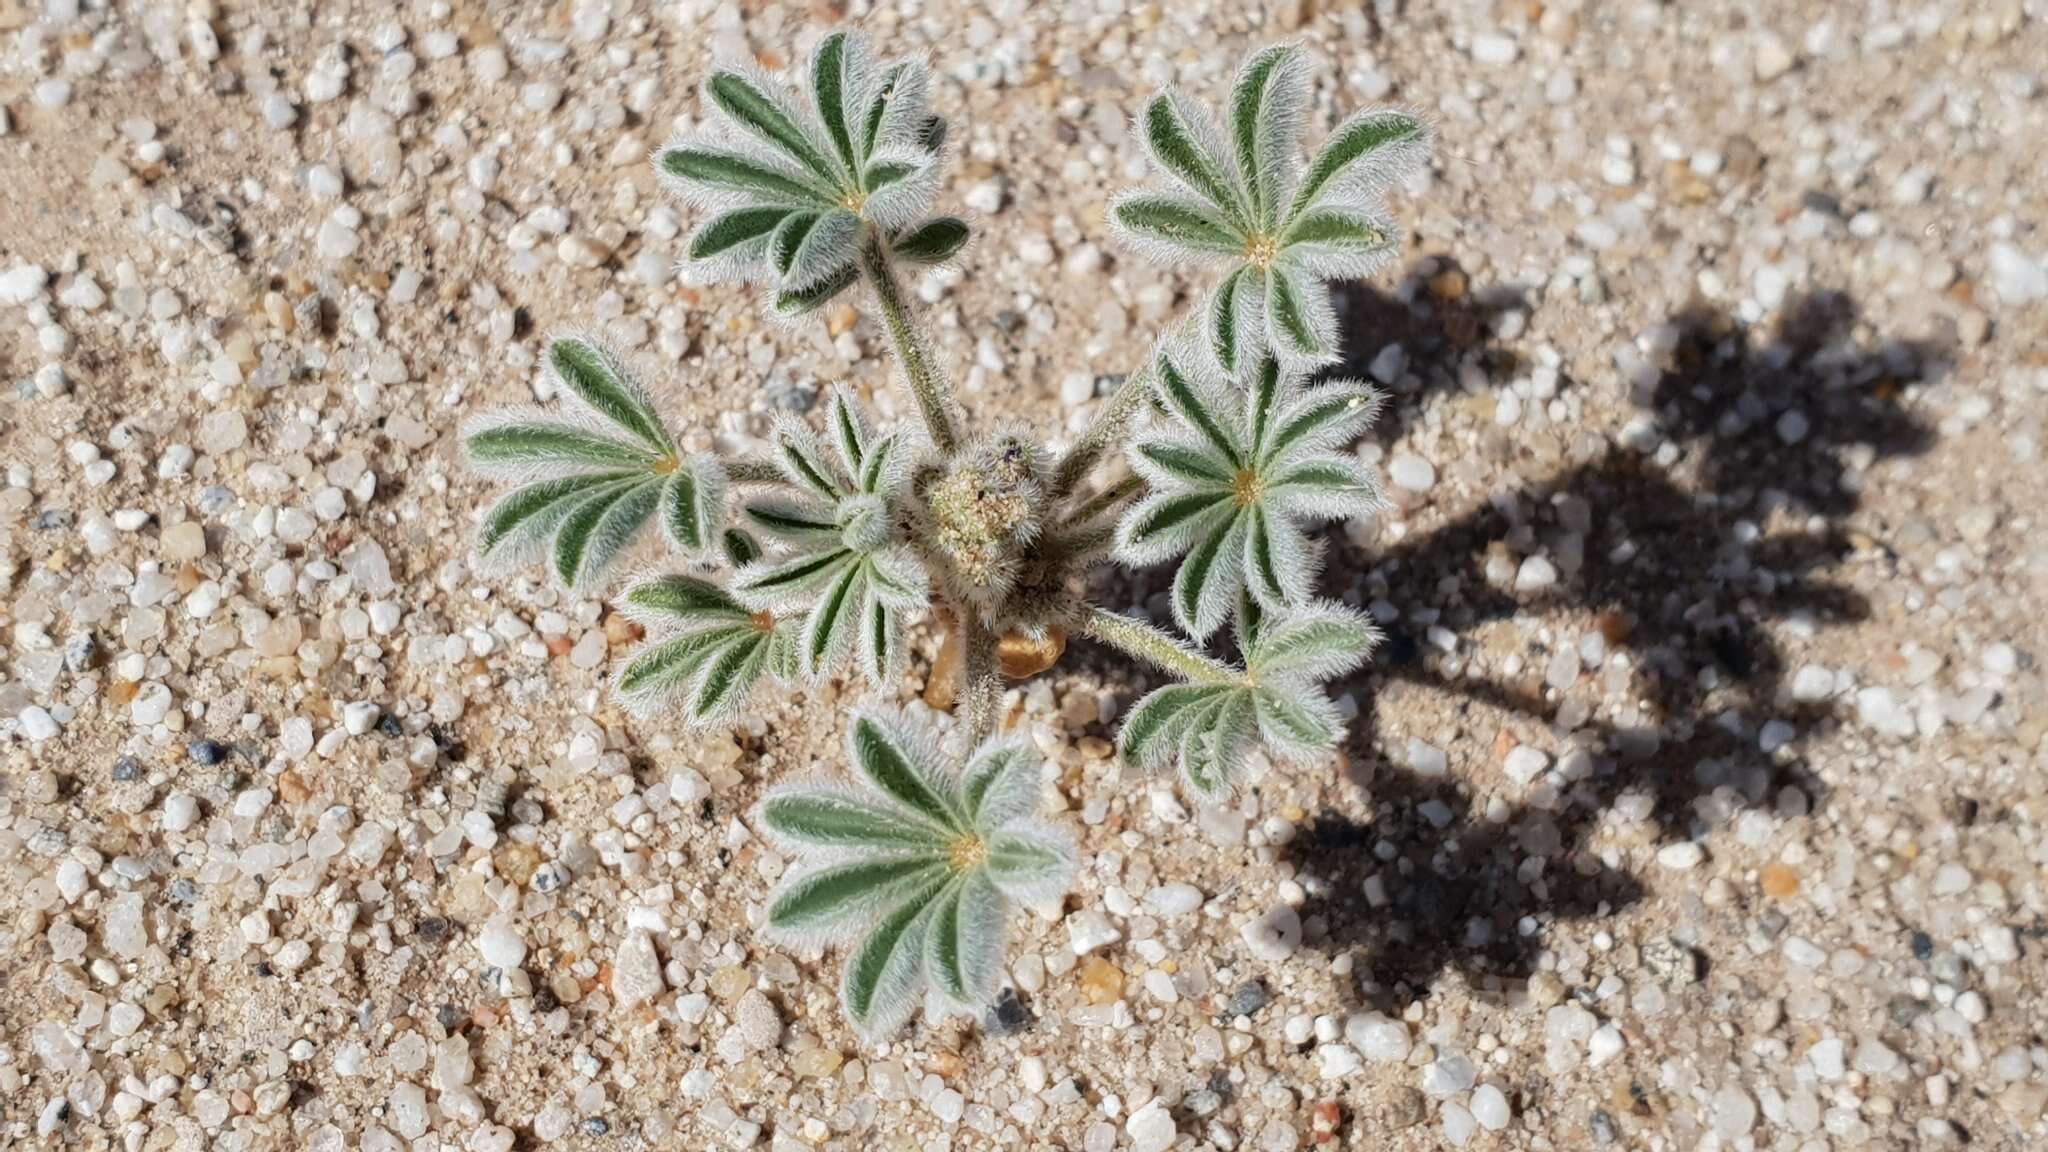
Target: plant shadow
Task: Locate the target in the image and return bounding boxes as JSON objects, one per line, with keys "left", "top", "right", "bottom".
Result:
{"left": 1284, "top": 280, "right": 1942, "bottom": 1002}
{"left": 1068, "top": 262, "right": 1943, "bottom": 1004}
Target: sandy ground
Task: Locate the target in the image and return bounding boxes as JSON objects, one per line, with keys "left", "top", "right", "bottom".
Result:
{"left": 4, "top": 1, "right": 2048, "bottom": 1149}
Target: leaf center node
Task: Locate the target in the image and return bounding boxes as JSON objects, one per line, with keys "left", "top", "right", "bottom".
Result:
{"left": 1242, "top": 232, "right": 1279, "bottom": 269}
{"left": 1232, "top": 468, "right": 1263, "bottom": 507}
{"left": 947, "top": 833, "right": 987, "bottom": 874}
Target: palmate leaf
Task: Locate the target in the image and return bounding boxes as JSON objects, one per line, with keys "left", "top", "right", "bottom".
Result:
{"left": 1118, "top": 352, "right": 1384, "bottom": 629}
{"left": 464, "top": 338, "right": 711, "bottom": 592}
{"left": 658, "top": 30, "right": 944, "bottom": 301}
{"left": 613, "top": 574, "right": 794, "bottom": 722}
{"left": 752, "top": 707, "right": 1077, "bottom": 1040}
{"left": 1110, "top": 48, "right": 1427, "bottom": 372}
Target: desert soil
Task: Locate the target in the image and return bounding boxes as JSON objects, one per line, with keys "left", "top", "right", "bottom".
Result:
{"left": 4, "top": 1, "right": 2048, "bottom": 1150}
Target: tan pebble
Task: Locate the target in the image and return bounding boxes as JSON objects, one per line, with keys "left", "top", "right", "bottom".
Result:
{"left": 1077, "top": 956, "right": 1124, "bottom": 1005}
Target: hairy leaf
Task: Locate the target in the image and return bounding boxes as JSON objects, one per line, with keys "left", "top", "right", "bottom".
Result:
{"left": 660, "top": 144, "right": 830, "bottom": 206}
{"left": 892, "top": 216, "right": 970, "bottom": 264}
{"left": 549, "top": 339, "right": 674, "bottom": 454}
{"left": 1141, "top": 93, "right": 1247, "bottom": 228}
{"left": 770, "top": 857, "right": 946, "bottom": 936}
{"left": 849, "top": 711, "right": 962, "bottom": 831}
{"left": 689, "top": 205, "right": 793, "bottom": 260}
{"left": 1111, "top": 194, "right": 1245, "bottom": 256}
{"left": 1286, "top": 109, "right": 1427, "bottom": 223}
{"left": 466, "top": 422, "right": 654, "bottom": 471}
{"left": 707, "top": 71, "right": 840, "bottom": 184}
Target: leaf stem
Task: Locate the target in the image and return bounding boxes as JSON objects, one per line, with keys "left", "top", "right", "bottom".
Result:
{"left": 1068, "top": 472, "right": 1143, "bottom": 528}
{"left": 722, "top": 457, "right": 787, "bottom": 485}
{"left": 962, "top": 617, "right": 1002, "bottom": 742}
{"left": 860, "top": 229, "right": 960, "bottom": 455}
{"left": 1079, "top": 605, "right": 1240, "bottom": 685}
{"left": 1049, "top": 360, "right": 1151, "bottom": 501}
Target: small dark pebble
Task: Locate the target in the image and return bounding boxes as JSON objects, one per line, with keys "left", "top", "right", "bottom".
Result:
{"left": 64, "top": 634, "right": 97, "bottom": 673}
{"left": 581, "top": 1118, "right": 609, "bottom": 1136}
{"left": 1887, "top": 994, "right": 1930, "bottom": 1028}
{"left": 378, "top": 712, "right": 404, "bottom": 738}
{"left": 169, "top": 878, "right": 199, "bottom": 903}
{"left": 1800, "top": 190, "right": 1842, "bottom": 217}
{"left": 186, "top": 739, "right": 228, "bottom": 767}
{"left": 436, "top": 1003, "right": 467, "bottom": 1032}
{"left": 531, "top": 862, "right": 570, "bottom": 893}
{"left": 415, "top": 917, "right": 452, "bottom": 945}
{"left": 1226, "top": 979, "right": 1270, "bottom": 1017}
{"left": 36, "top": 508, "right": 74, "bottom": 530}
{"left": 112, "top": 755, "right": 142, "bottom": 782}
{"left": 992, "top": 309, "right": 1024, "bottom": 335}
{"left": 534, "top": 986, "right": 560, "bottom": 1013}
{"left": 1911, "top": 931, "right": 1934, "bottom": 960}
{"left": 1754, "top": 909, "right": 1788, "bottom": 943}
{"left": 982, "top": 987, "right": 1031, "bottom": 1036}
{"left": 1590, "top": 1109, "right": 1618, "bottom": 1144}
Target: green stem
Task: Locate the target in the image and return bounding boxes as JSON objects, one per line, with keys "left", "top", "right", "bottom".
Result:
{"left": 722, "top": 457, "right": 786, "bottom": 485}
{"left": 860, "top": 229, "right": 960, "bottom": 455}
{"left": 1079, "top": 605, "right": 1240, "bottom": 685}
{"left": 962, "top": 617, "right": 1001, "bottom": 743}
{"left": 1068, "top": 472, "right": 1143, "bottom": 528}
{"left": 1049, "top": 360, "right": 1151, "bottom": 501}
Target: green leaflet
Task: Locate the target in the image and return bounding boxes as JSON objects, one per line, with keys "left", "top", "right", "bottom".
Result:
{"left": 859, "top": 63, "right": 911, "bottom": 158}
{"left": 1248, "top": 606, "right": 1378, "bottom": 680}
{"left": 616, "top": 628, "right": 747, "bottom": 699}
{"left": 707, "top": 71, "right": 840, "bottom": 185}
{"left": 1264, "top": 262, "right": 1326, "bottom": 362}
{"left": 783, "top": 209, "right": 861, "bottom": 291}
{"left": 1210, "top": 265, "right": 1248, "bottom": 371}
{"left": 1112, "top": 195, "right": 1245, "bottom": 254}
{"left": 774, "top": 264, "right": 860, "bottom": 316}
{"left": 959, "top": 740, "right": 1034, "bottom": 825}
{"left": 1283, "top": 208, "right": 1389, "bottom": 251}
{"left": 1133, "top": 440, "right": 1234, "bottom": 488}
{"left": 1124, "top": 491, "right": 1231, "bottom": 549}
{"left": 770, "top": 857, "right": 946, "bottom": 934}
{"left": 829, "top": 388, "right": 868, "bottom": 474}
{"left": 623, "top": 574, "right": 749, "bottom": 623}
{"left": 689, "top": 206, "right": 793, "bottom": 260}
{"left": 1229, "top": 44, "right": 1297, "bottom": 227}
{"left": 892, "top": 217, "right": 970, "bottom": 264}
{"left": 850, "top": 713, "right": 962, "bottom": 831}
{"left": 773, "top": 424, "right": 845, "bottom": 499}
{"left": 552, "top": 477, "right": 658, "bottom": 587}
{"left": 742, "top": 498, "right": 841, "bottom": 542}
{"left": 1142, "top": 94, "right": 1247, "bottom": 230}
{"left": 858, "top": 587, "right": 899, "bottom": 686}
{"left": 771, "top": 211, "right": 821, "bottom": 276}
{"left": 1154, "top": 355, "right": 1242, "bottom": 465}
{"left": 857, "top": 434, "right": 901, "bottom": 495}
{"left": 735, "top": 546, "right": 855, "bottom": 602}
{"left": 927, "top": 874, "right": 1002, "bottom": 1006}
{"left": 1171, "top": 507, "right": 1248, "bottom": 637}
{"left": 801, "top": 560, "right": 866, "bottom": 675}
{"left": 662, "top": 459, "right": 724, "bottom": 553}
{"left": 863, "top": 159, "right": 918, "bottom": 194}
{"left": 1260, "top": 387, "right": 1376, "bottom": 466}
{"left": 1245, "top": 355, "right": 1283, "bottom": 452}
{"left": 1117, "top": 682, "right": 1229, "bottom": 765}
{"left": 1252, "top": 684, "right": 1339, "bottom": 754}
{"left": 1285, "top": 109, "right": 1426, "bottom": 225}
{"left": 984, "top": 828, "right": 1072, "bottom": 890}
{"left": 549, "top": 339, "right": 674, "bottom": 455}
{"left": 1181, "top": 688, "right": 1255, "bottom": 795}
{"left": 466, "top": 423, "right": 654, "bottom": 471}
{"left": 478, "top": 472, "right": 638, "bottom": 558}
{"left": 761, "top": 790, "right": 950, "bottom": 850}
{"left": 690, "top": 632, "right": 771, "bottom": 717}
{"left": 812, "top": 32, "right": 859, "bottom": 173}
{"left": 842, "top": 877, "right": 946, "bottom": 1033}
{"left": 1244, "top": 505, "right": 1285, "bottom": 605}
{"left": 660, "top": 145, "right": 832, "bottom": 206}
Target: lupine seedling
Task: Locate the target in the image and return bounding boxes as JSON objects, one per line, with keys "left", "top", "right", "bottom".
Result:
{"left": 463, "top": 30, "right": 1429, "bottom": 1038}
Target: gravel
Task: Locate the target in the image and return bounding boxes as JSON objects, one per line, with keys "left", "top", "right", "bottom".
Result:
{"left": 3, "top": 2, "right": 2045, "bottom": 1150}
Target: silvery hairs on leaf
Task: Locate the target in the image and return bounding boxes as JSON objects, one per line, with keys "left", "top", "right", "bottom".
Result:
{"left": 1107, "top": 43, "right": 1430, "bottom": 372}
{"left": 1117, "top": 594, "right": 1379, "bottom": 797}
{"left": 756, "top": 707, "right": 1075, "bottom": 1039}
{"left": 612, "top": 573, "right": 798, "bottom": 724}
{"left": 463, "top": 336, "right": 727, "bottom": 591}
{"left": 1115, "top": 348, "right": 1385, "bottom": 640}
{"left": 729, "top": 387, "right": 931, "bottom": 685}
{"left": 657, "top": 30, "right": 969, "bottom": 317}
